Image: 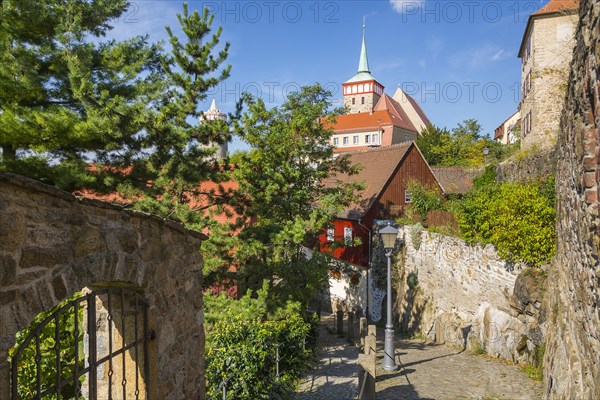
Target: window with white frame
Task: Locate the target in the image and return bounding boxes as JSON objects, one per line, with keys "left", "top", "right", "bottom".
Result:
{"left": 343, "top": 136, "right": 349, "bottom": 145}
{"left": 344, "top": 227, "right": 352, "bottom": 246}
{"left": 373, "top": 133, "right": 380, "bottom": 145}
{"left": 405, "top": 189, "right": 413, "bottom": 204}
{"left": 327, "top": 227, "right": 335, "bottom": 242}
{"left": 403, "top": 133, "right": 410, "bottom": 142}
{"left": 365, "top": 134, "right": 371, "bottom": 144}
{"left": 333, "top": 137, "right": 339, "bottom": 146}
{"left": 353, "top": 135, "right": 359, "bottom": 145}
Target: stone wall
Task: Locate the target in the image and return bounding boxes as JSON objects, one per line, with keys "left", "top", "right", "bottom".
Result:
{"left": 394, "top": 225, "right": 545, "bottom": 365}
{"left": 0, "top": 173, "right": 206, "bottom": 400}
{"left": 496, "top": 147, "right": 556, "bottom": 183}
{"left": 543, "top": 0, "right": 600, "bottom": 398}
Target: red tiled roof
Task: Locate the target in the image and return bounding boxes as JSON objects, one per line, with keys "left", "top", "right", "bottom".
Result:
{"left": 519, "top": 0, "right": 579, "bottom": 57}
{"left": 372, "top": 94, "right": 416, "bottom": 131}
{"left": 333, "top": 145, "right": 382, "bottom": 153}
{"left": 76, "top": 168, "right": 245, "bottom": 235}
{"left": 327, "top": 110, "right": 395, "bottom": 134}
{"left": 430, "top": 166, "right": 473, "bottom": 195}
{"left": 325, "top": 143, "right": 413, "bottom": 218}
{"left": 533, "top": 0, "right": 579, "bottom": 15}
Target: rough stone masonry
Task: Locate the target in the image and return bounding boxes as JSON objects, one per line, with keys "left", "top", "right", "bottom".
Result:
{"left": 543, "top": 0, "right": 600, "bottom": 398}
{"left": 0, "top": 173, "right": 206, "bottom": 400}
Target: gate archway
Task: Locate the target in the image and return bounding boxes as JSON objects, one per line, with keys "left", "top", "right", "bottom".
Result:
{"left": 10, "top": 287, "right": 149, "bottom": 400}
{"left": 0, "top": 173, "right": 206, "bottom": 400}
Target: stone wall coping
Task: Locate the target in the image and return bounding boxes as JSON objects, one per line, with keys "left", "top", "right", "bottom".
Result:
{"left": 0, "top": 172, "right": 208, "bottom": 240}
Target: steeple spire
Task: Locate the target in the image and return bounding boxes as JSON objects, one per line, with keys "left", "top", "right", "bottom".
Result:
{"left": 358, "top": 17, "right": 370, "bottom": 73}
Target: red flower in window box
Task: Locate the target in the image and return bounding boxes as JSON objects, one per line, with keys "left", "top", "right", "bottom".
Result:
{"left": 330, "top": 270, "right": 342, "bottom": 280}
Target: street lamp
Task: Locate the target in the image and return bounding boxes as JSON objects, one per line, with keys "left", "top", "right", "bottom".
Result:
{"left": 379, "top": 223, "right": 399, "bottom": 371}
{"left": 482, "top": 146, "right": 489, "bottom": 164}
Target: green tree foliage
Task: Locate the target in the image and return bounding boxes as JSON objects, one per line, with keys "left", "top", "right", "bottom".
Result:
{"left": 232, "top": 84, "right": 364, "bottom": 307}
{"left": 204, "top": 281, "right": 316, "bottom": 399}
{"left": 455, "top": 179, "right": 556, "bottom": 266}
{"left": 418, "top": 119, "right": 517, "bottom": 167}
{"left": 8, "top": 293, "right": 84, "bottom": 399}
{"left": 1, "top": 1, "right": 240, "bottom": 279}
{"left": 119, "top": 4, "right": 235, "bottom": 228}
{"left": 405, "top": 180, "right": 445, "bottom": 221}
{"left": 0, "top": 0, "right": 163, "bottom": 188}
{"left": 416, "top": 124, "right": 452, "bottom": 166}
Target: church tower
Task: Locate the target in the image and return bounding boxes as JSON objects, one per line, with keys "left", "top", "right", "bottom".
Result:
{"left": 200, "top": 99, "right": 228, "bottom": 160}
{"left": 342, "top": 23, "right": 384, "bottom": 114}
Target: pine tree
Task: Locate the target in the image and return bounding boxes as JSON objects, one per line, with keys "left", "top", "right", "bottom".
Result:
{"left": 1, "top": 1, "right": 242, "bottom": 279}
{"left": 120, "top": 3, "right": 236, "bottom": 230}
{"left": 0, "top": 0, "right": 163, "bottom": 188}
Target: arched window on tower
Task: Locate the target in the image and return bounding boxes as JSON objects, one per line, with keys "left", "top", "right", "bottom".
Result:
{"left": 358, "top": 84, "right": 363, "bottom": 93}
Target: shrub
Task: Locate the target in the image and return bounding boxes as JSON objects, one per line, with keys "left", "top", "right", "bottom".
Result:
{"left": 406, "top": 180, "right": 445, "bottom": 222}
{"left": 205, "top": 311, "right": 313, "bottom": 399}
{"left": 204, "top": 281, "right": 316, "bottom": 399}
{"left": 456, "top": 180, "right": 556, "bottom": 267}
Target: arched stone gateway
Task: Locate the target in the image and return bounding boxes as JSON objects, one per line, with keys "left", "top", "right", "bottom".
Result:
{"left": 0, "top": 173, "right": 206, "bottom": 400}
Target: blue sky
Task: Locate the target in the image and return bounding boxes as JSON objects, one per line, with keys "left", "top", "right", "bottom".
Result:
{"left": 109, "top": 0, "right": 549, "bottom": 152}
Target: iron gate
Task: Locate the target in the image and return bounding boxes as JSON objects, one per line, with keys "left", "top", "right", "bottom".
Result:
{"left": 10, "top": 287, "right": 150, "bottom": 400}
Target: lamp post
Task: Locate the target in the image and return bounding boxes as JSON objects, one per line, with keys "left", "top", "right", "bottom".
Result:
{"left": 379, "top": 223, "right": 399, "bottom": 371}
{"left": 482, "top": 146, "right": 489, "bottom": 164}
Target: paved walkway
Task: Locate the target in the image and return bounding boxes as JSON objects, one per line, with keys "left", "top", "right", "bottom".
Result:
{"left": 377, "top": 339, "right": 543, "bottom": 399}
{"left": 295, "top": 314, "right": 359, "bottom": 400}
{"left": 296, "top": 315, "right": 543, "bottom": 400}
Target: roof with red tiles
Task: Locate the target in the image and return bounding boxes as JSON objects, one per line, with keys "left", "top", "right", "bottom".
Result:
{"left": 76, "top": 168, "right": 245, "bottom": 234}
{"left": 430, "top": 166, "right": 473, "bottom": 195}
{"left": 372, "top": 94, "right": 417, "bottom": 131}
{"left": 325, "top": 143, "right": 413, "bottom": 218}
{"left": 533, "top": 0, "right": 579, "bottom": 16}
{"left": 327, "top": 110, "right": 395, "bottom": 134}
{"left": 519, "top": 0, "right": 579, "bottom": 57}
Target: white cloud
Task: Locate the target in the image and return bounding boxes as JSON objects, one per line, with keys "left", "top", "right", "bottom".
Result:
{"left": 449, "top": 45, "right": 512, "bottom": 70}
{"left": 373, "top": 58, "right": 406, "bottom": 73}
{"left": 491, "top": 49, "right": 510, "bottom": 61}
{"left": 389, "top": 0, "right": 426, "bottom": 14}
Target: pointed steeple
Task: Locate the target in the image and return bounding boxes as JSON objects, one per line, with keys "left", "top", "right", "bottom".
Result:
{"left": 345, "top": 20, "right": 377, "bottom": 84}
{"left": 209, "top": 98, "right": 218, "bottom": 112}
{"left": 357, "top": 18, "right": 370, "bottom": 73}
{"left": 201, "top": 98, "right": 227, "bottom": 122}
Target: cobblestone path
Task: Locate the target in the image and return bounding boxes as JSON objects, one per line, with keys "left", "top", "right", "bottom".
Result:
{"left": 377, "top": 338, "right": 544, "bottom": 400}
{"left": 295, "top": 315, "right": 359, "bottom": 400}
{"left": 296, "top": 315, "right": 543, "bottom": 399}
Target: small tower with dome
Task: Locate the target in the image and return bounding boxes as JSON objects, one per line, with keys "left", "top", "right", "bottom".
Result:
{"left": 200, "top": 98, "right": 228, "bottom": 160}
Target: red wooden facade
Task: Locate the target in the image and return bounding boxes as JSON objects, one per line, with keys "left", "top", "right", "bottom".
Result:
{"left": 319, "top": 143, "right": 441, "bottom": 267}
